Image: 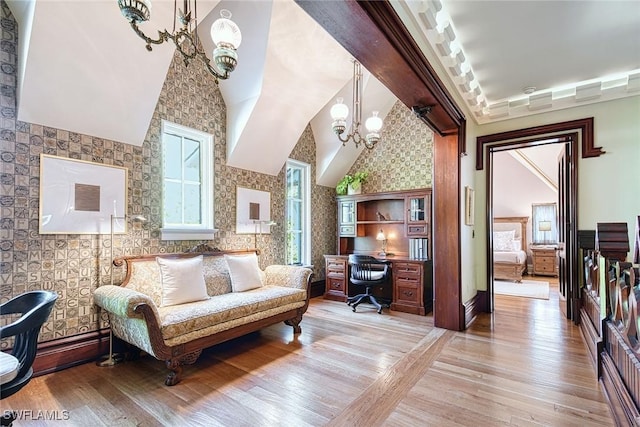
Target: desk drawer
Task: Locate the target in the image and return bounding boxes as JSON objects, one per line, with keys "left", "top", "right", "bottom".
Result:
{"left": 339, "top": 225, "right": 355, "bottom": 236}
{"left": 407, "top": 225, "right": 427, "bottom": 235}
{"left": 393, "top": 262, "right": 422, "bottom": 280}
{"left": 327, "top": 278, "right": 345, "bottom": 293}
{"left": 327, "top": 261, "right": 346, "bottom": 273}
{"left": 395, "top": 282, "right": 420, "bottom": 304}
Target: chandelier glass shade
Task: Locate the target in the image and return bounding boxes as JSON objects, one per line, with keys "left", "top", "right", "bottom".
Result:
{"left": 117, "top": 0, "right": 241, "bottom": 83}
{"left": 330, "top": 61, "right": 383, "bottom": 149}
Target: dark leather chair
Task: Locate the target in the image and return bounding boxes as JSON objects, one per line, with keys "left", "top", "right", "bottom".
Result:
{"left": 347, "top": 255, "right": 391, "bottom": 314}
{"left": 1, "top": 291, "right": 57, "bottom": 426}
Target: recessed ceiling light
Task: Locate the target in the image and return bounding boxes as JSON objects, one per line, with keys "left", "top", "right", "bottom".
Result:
{"left": 523, "top": 86, "right": 536, "bottom": 94}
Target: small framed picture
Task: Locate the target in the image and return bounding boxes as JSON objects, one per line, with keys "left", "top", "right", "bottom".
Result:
{"left": 465, "top": 186, "right": 474, "bottom": 226}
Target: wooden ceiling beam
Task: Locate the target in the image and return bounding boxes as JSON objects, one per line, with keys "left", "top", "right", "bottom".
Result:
{"left": 295, "top": 0, "right": 465, "bottom": 139}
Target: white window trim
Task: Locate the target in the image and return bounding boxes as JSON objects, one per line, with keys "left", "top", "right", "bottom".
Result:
{"left": 286, "top": 159, "right": 311, "bottom": 265}
{"left": 160, "top": 120, "right": 216, "bottom": 241}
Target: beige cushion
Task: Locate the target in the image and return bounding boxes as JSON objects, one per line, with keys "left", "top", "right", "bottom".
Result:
{"left": 157, "top": 256, "right": 209, "bottom": 307}
{"left": 225, "top": 253, "right": 263, "bottom": 292}
{"left": 0, "top": 351, "right": 19, "bottom": 385}
{"left": 158, "top": 285, "right": 307, "bottom": 341}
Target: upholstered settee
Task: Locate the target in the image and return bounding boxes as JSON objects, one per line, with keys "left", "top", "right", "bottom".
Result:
{"left": 93, "top": 249, "right": 312, "bottom": 386}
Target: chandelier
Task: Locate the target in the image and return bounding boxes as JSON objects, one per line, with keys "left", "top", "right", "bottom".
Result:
{"left": 330, "top": 61, "right": 383, "bottom": 149}
{"left": 117, "top": 0, "right": 242, "bottom": 83}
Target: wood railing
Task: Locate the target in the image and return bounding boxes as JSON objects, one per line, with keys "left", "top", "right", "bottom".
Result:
{"left": 601, "top": 260, "right": 640, "bottom": 425}
{"left": 580, "top": 221, "right": 640, "bottom": 425}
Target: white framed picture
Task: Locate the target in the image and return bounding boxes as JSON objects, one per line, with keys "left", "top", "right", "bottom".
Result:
{"left": 39, "top": 154, "right": 128, "bottom": 234}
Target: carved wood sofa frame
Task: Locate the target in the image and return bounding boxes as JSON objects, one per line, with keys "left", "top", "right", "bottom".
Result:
{"left": 104, "top": 249, "right": 312, "bottom": 386}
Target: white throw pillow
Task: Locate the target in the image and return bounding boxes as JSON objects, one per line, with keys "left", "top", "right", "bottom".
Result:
{"left": 157, "top": 256, "right": 209, "bottom": 307}
{"left": 225, "top": 253, "right": 264, "bottom": 292}
{"left": 493, "top": 230, "right": 516, "bottom": 252}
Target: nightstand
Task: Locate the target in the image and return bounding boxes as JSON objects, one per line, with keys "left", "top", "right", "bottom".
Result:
{"left": 531, "top": 246, "right": 558, "bottom": 277}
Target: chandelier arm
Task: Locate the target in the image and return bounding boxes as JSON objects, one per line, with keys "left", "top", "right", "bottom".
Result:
{"left": 130, "top": 22, "right": 169, "bottom": 50}
{"left": 336, "top": 132, "right": 351, "bottom": 144}
{"left": 203, "top": 60, "right": 228, "bottom": 82}
{"left": 130, "top": 22, "right": 228, "bottom": 81}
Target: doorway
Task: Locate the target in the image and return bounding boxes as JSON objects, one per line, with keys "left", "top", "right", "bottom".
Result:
{"left": 490, "top": 144, "right": 564, "bottom": 307}
{"left": 480, "top": 125, "right": 580, "bottom": 321}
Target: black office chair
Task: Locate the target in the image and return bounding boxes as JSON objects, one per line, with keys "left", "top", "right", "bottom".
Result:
{"left": 1, "top": 291, "right": 58, "bottom": 426}
{"left": 347, "top": 255, "right": 391, "bottom": 314}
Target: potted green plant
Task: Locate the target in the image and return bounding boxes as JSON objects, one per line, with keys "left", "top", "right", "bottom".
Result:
{"left": 336, "top": 171, "right": 368, "bottom": 195}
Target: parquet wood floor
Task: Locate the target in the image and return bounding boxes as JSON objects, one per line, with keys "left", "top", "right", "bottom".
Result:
{"left": 2, "top": 280, "right": 613, "bottom": 426}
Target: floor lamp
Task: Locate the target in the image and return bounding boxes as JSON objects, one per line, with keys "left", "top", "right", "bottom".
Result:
{"left": 253, "top": 219, "right": 276, "bottom": 250}
{"left": 97, "top": 213, "right": 146, "bottom": 367}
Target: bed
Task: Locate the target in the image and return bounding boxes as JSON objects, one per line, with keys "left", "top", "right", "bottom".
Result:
{"left": 493, "top": 216, "right": 528, "bottom": 282}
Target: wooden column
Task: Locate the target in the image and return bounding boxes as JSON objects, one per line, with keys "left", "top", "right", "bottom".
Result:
{"left": 295, "top": 0, "right": 466, "bottom": 330}
{"left": 433, "top": 133, "right": 464, "bottom": 330}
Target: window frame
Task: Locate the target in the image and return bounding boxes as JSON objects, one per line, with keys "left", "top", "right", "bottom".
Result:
{"left": 160, "top": 120, "right": 217, "bottom": 241}
{"left": 285, "top": 159, "right": 311, "bottom": 266}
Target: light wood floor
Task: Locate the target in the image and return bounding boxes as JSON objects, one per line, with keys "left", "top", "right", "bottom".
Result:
{"left": 3, "top": 280, "right": 613, "bottom": 426}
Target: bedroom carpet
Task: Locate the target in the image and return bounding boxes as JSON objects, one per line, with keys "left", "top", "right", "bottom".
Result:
{"left": 494, "top": 279, "right": 550, "bottom": 300}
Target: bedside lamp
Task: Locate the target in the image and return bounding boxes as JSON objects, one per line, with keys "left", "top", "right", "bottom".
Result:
{"left": 538, "top": 221, "right": 552, "bottom": 245}
{"left": 376, "top": 229, "right": 387, "bottom": 257}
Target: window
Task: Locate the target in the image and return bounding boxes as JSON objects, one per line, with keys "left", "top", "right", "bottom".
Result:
{"left": 160, "top": 120, "right": 216, "bottom": 241}
{"left": 286, "top": 159, "right": 310, "bottom": 265}
{"left": 532, "top": 203, "right": 557, "bottom": 245}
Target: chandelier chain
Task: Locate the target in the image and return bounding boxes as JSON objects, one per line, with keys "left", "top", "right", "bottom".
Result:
{"left": 330, "top": 60, "right": 382, "bottom": 149}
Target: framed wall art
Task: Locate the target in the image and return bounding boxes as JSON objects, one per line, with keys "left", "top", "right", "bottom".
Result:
{"left": 39, "top": 154, "right": 128, "bottom": 234}
{"left": 236, "top": 187, "right": 272, "bottom": 234}
{"left": 465, "top": 186, "right": 475, "bottom": 226}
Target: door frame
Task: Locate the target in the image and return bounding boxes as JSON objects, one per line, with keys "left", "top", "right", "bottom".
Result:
{"left": 479, "top": 120, "right": 586, "bottom": 318}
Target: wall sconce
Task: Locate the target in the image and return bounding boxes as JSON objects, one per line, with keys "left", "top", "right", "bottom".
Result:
{"left": 376, "top": 229, "right": 387, "bottom": 257}
{"left": 98, "top": 213, "right": 146, "bottom": 368}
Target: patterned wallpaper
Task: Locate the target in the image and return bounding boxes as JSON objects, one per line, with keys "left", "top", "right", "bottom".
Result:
{"left": 348, "top": 100, "right": 433, "bottom": 193}
{"left": 0, "top": 2, "right": 432, "bottom": 346}
{"left": 0, "top": 2, "right": 334, "bottom": 345}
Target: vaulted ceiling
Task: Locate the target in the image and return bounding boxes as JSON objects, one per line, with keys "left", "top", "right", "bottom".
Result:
{"left": 7, "top": 0, "right": 640, "bottom": 185}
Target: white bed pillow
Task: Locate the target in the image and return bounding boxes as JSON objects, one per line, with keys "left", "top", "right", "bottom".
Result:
{"left": 157, "top": 256, "right": 209, "bottom": 307}
{"left": 512, "top": 239, "right": 522, "bottom": 251}
{"left": 225, "top": 253, "right": 264, "bottom": 292}
{"left": 493, "top": 230, "right": 516, "bottom": 252}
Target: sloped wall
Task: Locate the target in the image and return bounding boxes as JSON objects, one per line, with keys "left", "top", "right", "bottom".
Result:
{"left": 0, "top": 2, "right": 334, "bottom": 344}
{"left": 347, "top": 100, "right": 434, "bottom": 193}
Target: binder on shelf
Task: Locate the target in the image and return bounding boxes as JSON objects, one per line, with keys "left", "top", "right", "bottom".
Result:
{"left": 409, "top": 238, "right": 428, "bottom": 260}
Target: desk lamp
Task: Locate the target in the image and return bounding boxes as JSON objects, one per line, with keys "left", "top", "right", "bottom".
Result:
{"left": 376, "top": 229, "right": 387, "bottom": 257}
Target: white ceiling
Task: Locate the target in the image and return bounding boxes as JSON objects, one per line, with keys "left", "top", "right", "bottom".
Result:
{"left": 394, "top": 0, "right": 640, "bottom": 123}
{"left": 6, "top": 0, "right": 640, "bottom": 184}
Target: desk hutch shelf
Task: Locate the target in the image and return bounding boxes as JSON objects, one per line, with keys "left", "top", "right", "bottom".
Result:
{"left": 327, "top": 188, "right": 433, "bottom": 315}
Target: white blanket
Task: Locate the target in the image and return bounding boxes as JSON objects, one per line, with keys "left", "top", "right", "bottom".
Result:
{"left": 494, "top": 250, "right": 527, "bottom": 264}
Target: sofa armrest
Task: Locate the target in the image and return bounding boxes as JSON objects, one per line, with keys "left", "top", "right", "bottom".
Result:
{"left": 263, "top": 265, "right": 313, "bottom": 290}
{"left": 94, "top": 285, "right": 159, "bottom": 319}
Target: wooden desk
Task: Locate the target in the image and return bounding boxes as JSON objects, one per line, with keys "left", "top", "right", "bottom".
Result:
{"left": 324, "top": 255, "right": 433, "bottom": 315}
